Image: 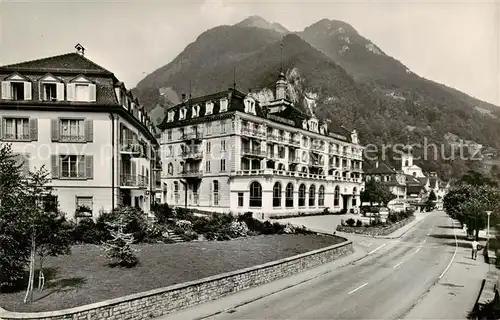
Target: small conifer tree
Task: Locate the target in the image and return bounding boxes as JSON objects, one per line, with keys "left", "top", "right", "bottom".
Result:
{"left": 102, "top": 217, "right": 138, "bottom": 267}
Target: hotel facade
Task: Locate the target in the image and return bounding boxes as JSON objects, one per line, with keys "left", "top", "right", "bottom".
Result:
{"left": 158, "top": 73, "right": 364, "bottom": 218}
{"left": 0, "top": 46, "right": 160, "bottom": 219}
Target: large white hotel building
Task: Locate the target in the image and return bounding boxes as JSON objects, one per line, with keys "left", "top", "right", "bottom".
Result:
{"left": 158, "top": 72, "right": 364, "bottom": 218}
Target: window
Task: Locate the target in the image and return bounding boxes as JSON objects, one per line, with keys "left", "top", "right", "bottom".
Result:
{"left": 167, "top": 130, "right": 172, "bottom": 141}
{"left": 220, "top": 159, "right": 226, "bottom": 171}
{"left": 168, "top": 146, "right": 173, "bottom": 157}
{"left": 207, "top": 123, "right": 212, "bottom": 135}
{"left": 75, "top": 84, "right": 90, "bottom": 101}
{"left": 61, "top": 155, "right": 85, "bottom": 178}
{"left": 309, "top": 185, "right": 316, "bottom": 207}
{"left": 221, "top": 121, "right": 227, "bottom": 133}
{"left": 206, "top": 141, "right": 211, "bottom": 152}
{"left": 76, "top": 196, "right": 93, "bottom": 217}
{"left": 205, "top": 160, "right": 211, "bottom": 172}
{"left": 43, "top": 195, "right": 58, "bottom": 213}
{"left": 60, "top": 119, "right": 85, "bottom": 142}
{"left": 174, "top": 181, "right": 179, "bottom": 204}
{"left": 352, "top": 187, "right": 357, "bottom": 206}
{"left": 213, "top": 180, "right": 219, "bottom": 205}
{"left": 286, "top": 183, "right": 294, "bottom": 208}
{"left": 249, "top": 181, "right": 262, "bottom": 207}
{"left": 334, "top": 186, "right": 340, "bottom": 206}
{"left": 238, "top": 192, "right": 244, "bottom": 207}
{"left": 3, "top": 118, "right": 30, "bottom": 140}
{"left": 221, "top": 140, "right": 226, "bottom": 151}
{"left": 273, "top": 182, "right": 282, "bottom": 207}
{"left": 318, "top": 185, "right": 325, "bottom": 206}
{"left": 298, "top": 184, "right": 306, "bottom": 207}
{"left": 11, "top": 82, "right": 25, "bottom": 100}
{"left": 43, "top": 83, "right": 57, "bottom": 101}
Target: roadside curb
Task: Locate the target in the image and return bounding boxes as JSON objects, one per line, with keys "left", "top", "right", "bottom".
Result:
{"left": 374, "top": 216, "right": 424, "bottom": 240}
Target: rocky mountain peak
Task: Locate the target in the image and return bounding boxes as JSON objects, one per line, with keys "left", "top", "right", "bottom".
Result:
{"left": 235, "top": 15, "right": 289, "bottom": 33}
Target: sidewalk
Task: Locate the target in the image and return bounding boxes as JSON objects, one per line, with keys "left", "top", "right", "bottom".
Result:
{"left": 404, "top": 224, "right": 491, "bottom": 319}
{"left": 156, "top": 243, "right": 371, "bottom": 320}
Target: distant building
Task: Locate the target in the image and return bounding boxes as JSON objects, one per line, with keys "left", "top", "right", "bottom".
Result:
{"left": 364, "top": 162, "right": 407, "bottom": 211}
{"left": 158, "top": 72, "right": 365, "bottom": 218}
{"left": 0, "top": 45, "right": 160, "bottom": 218}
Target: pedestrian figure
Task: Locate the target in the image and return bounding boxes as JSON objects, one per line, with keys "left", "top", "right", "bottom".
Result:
{"left": 471, "top": 240, "right": 479, "bottom": 260}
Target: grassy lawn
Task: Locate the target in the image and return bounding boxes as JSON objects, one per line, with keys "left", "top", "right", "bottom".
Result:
{"left": 0, "top": 234, "right": 343, "bottom": 313}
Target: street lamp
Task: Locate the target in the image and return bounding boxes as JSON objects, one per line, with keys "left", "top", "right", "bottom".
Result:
{"left": 486, "top": 211, "right": 492, "bottom": 241}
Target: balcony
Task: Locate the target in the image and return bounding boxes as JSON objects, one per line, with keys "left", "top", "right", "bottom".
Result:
{"left": 3, "top": 133, "right": 30, "bottom": 141}
{"left": 181, "top": 131, "right": 203, "bottom": 141}
{"left": 180, "top": 170, "right": 202, "bottom": 179}
{"left": 120, "top": 140, "right": 141, "bottom": 155}
{"left": 242, "top": 148, "right": 265, "bottom": 158}
{"left": 181, "top": 149, "right": 203, "bottom": 160}
{"left": 267, "top": 153, "right": 282, "bottom": 161}
{"left": 310, "top": 160, "right": 324, "bottom": 168}
{"left": 120, "top": 174, "right": 147, "bottom": 189}
{"left": 241, "top": 127, "right": 264, "bottom": 139}
{"left": 342, "top": 165, "right": 352, "bottom": 171}
{"left": 153, "top": 159, "right": 162, "bottom": 171}
{"left": 60, "top": 134, "right": 86, "bottom": 143}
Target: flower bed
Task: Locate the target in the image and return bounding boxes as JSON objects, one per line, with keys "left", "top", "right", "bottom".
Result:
{"left": 336, "top": 216, "right": 416, "bottom": 236}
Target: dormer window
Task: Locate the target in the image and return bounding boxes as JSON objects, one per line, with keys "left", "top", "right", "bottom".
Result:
{"left": 167, "top": 111, "right": 174, "bottom": 123}
{"left": 244, "top": 97, "right": 256, "bottom": 115}
{"left": 220, "top": 98, "right": 228, "bottom": 112}
{"left": 179, "top": 107, "right": 187, "bottom": 120}
{"left": 1, "top": 73, "right": 32, "bottom": 101}
{"left": 206, "top": 101, "right": 214, "bottom": 115}
{"left": 67, "top": 75, "right": 96, "bottom": 102}
{"left": 192, "top": 104, "right": 200, "bottom": 118}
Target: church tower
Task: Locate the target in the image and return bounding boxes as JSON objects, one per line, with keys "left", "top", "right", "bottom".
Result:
{"left": 401, "top": 146, "right": 414, "bottom": 169}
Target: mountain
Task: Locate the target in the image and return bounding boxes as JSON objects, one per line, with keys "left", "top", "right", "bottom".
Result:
{"left": 134, "top": 16, "right": 500, "bottom": 180}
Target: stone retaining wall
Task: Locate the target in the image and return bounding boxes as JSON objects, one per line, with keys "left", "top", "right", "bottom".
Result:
{"left": 336, "top": 216, "right": 416, "bottom": 236}
{"left": 0, "top": 240, "right": 353, "bottom": 320}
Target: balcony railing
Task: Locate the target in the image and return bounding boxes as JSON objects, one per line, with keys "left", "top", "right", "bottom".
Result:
{"left": 120, "top": 140, "right": 141, "bottom": 154}
{"left": 3, "top": 133, "right": 30, "bottom": 141}
{"left": 242, "top": 148, "right": 265, "bottom": 157}
{"left": 60, "top": 134, "right": 86, "bottom": 142}
{"left": 241, "top": 127, "right": 264, "bottom": 138}
{"left": 182, "top": 132, "right": 203, "bottom": 140}
{"left": 180, "top": 170, "right": 202, "bottom": 179}
{"left": 120, "top": 174, "right": 147, "bottom": 188}
{"left": 181, "top": 149, "right": 203, "bottom": 160}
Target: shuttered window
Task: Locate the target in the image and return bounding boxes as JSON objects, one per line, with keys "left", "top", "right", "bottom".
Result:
{"left": 52, "top": 154, "right": 93, "bottom": 179}
{"left": 52, "top": 118, "right": 93, "bottom": 142}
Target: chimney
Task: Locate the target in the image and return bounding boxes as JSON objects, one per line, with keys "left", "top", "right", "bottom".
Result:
{"left": 75, "top": 43, "right": 85, "bottom": 56}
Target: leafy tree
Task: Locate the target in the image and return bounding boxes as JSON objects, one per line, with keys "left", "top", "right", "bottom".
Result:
{"left": 361, "top": 179, "right": 396, "bottom": 222}
{"left": 0, "top": 144, "right": 29, "bottom": 289}
{"left": 459, "top": 170, "right": 498, "bottom": 187}
{"left": 22, "top": 167, "right": 71, "bottom": 302}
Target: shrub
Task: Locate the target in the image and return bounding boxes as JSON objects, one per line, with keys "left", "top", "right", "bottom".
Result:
{"left": 151, "top": 203, "right": 173, "bottom": 224}
{"left": 96, "top": 206, "right": 148, "bottom": 243}
{"left": 174, "top": 207, "right": 195, "bottom": 221}
{"left": 346, "top": 218, "right": 355, "bottom": 227}
{"left": 356, "top": 219, "right": 363, "bottom": 227}
{"left": 72, "top": 218, "right": 101, "bottom": 244}
{"left": 340, "top": 218, "right": 346, "bottom": 226}
{"left": 340, "top": 208, "right": 347, "bottom": 215}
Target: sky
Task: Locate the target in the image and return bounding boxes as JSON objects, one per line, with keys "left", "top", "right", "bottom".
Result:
{"left": 1, "top": 0, "right": 499, "bottom": 106}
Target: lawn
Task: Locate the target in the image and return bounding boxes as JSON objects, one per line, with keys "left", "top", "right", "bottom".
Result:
{"left": 0, "top": 234, "right": 343, "bottom": 313}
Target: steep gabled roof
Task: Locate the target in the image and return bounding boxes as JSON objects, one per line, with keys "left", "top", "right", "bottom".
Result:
{"left": 407, "top": 185, "right": 424, "bottom": 195}
{"left": 365, "top": 163, "right": 395, "bottom": 175}
{"left": 0, "top": 53, "right": 114, "bottom": 75}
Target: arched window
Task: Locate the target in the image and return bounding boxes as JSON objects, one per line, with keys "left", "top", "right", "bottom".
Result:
{"left": 309, "top": 185, "right": 316, "bottom": 207}
{"left": 249, "top": 181, "right": 262, "bottom": 207}
{"left": 405, "top": 160, "right": 409, "bottom": 167}
{"left": 285, "top": 183, "right": 294, "bottom": 208}
{"left": 167, "top": 163, "right": 173, "bottom": 175}
{"left": 318, "top": 185, "right": 325, "bottom": 206}
{"left": 213, "top": 180, "right": 219, "bottom": 205}
{"left": 298, "top": 184, "right": 306, "bottom": 207}
{"left": 273, "top": 182, "right": 282, "bottom": 207}
{"left": 334, "top": 186, "right": 340, "bottom": 207}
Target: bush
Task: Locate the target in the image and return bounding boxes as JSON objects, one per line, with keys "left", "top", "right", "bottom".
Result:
{"left": 174, "top": 207, "right": 195, "bottom": 221}
{"left": 151, "top": 203, "right": 173, "bottom": 224}
{"left": 346, "top": 218, "right": 355, "bottom": 227}
{"left": 96, "top": 206, "right": 148, "bottom": 243}
{"left": 356, "top": 219, "right": 363, "bottom": 227}
{"left": 72, "top": 218, "right": 101, "bottom": 244}
{"left": 340, "top": 208, "right": 347, "bottom": 215}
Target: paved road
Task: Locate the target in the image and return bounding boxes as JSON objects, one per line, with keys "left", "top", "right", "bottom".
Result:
{"left": 211, "top": 211, "right": 458, "bottom": 319}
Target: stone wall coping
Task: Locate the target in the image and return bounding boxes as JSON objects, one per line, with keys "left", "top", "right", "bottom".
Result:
{"left": 0, "top": 239, "right": 352, "bottom": 319}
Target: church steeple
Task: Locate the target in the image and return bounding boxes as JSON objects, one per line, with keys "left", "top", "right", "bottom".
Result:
{"left": 275, "top": 41, "right": 287, "bottom": 100}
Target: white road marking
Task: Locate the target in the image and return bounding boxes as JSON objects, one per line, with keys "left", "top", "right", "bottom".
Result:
{"left": 415, "top": 248, "right": 421, "bottom": 253}
{"left": 368, "top": 243, "right": 386, "bottom": 255}
{"left": 348, "top": 282, "right": 368, "bottom": 295}
{"left": 439, "top": 218, "right": 458, "bottom": 279}
{"left": 422, "top": 238, "right": 427, "bottom": 244}
{"left": 393, "top": 261, "right": 404, "bottom": 268}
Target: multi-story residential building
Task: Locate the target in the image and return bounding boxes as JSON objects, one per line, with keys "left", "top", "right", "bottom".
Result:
{"left": 364, "top": 162, "right": 407, "bottom": 211}
{"left": 158, "top": 72, "right": 364, "bottom": 218}
{"left": 0, "top": 45, "right": 160, "bottom": 219}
